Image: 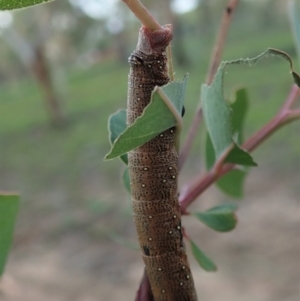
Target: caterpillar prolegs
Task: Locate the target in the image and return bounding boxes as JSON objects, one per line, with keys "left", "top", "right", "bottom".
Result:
{"left": 127, "top": 26, "right": 198, "bottom": 301}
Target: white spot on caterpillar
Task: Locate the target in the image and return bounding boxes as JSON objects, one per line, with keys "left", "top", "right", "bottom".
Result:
{"left": 172, "top": 175, "right": 176, "bottom": 179}
{"left": 173, "top": 215, "right": 177, "bottom": 219}
{"left": 186, "top": 275, "right": 190, "bottom": 279}
{"left": 162, "top": 179, "right": 166, "bottom": 183}
{"left": 149, "top": 215, "right": 153, "bottom": 219}
{"left": 169, "top": 230, "right": 173, "bottom": 234}
{"left": 161, "top": 289, "right": 165, "bottom": 294}
{"left": 137, "top": 97, "right": 141, "bottom": 100}
{"left": 158, "top": 268, "right": 162, "bottom": 271}
{"left": 157, "top": 60, "right": 160, "bottom": 63}
{"left": 160, "top": 133, "right": 164, "bottom": 137}
{"left": 170, "top": 129, "right": 174, "bottom": 133}
{"left": 141, "top": 184, "right": 145, "bottom": 187}
{"left": 180, "top": 282, "right": 183, "bottom": 286}
{"left": 143, "top": 167, "right": 148, "bottom": 171}
{"left": 139, "top": 84, "right": 143, "bottom": 87}
{"left": 159, "top": 66, "right": 162, "bottom": 69}
{"left": 169, "top": 167, "right": 173, "bottom": 170}
{"left": 148, "top": 65, "right": 151, "bottom": 68}
{"left": 182, "top": 266, "right": 186, "bottom": 270}
{"left": 148, "top": 237, "right": 152, "bottom": 241}
{"left": 177, "top": 226, "right": 181, "bottom": 230}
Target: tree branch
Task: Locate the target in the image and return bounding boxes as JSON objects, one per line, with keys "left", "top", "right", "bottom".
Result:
{"left": 180, "top": 84, "right": 300, "bottom": 213}
{"left": 206, "top": 0, "right": 240, "bottom": 85}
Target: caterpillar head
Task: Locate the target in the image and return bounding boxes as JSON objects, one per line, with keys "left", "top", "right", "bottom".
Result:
{"left": 136, "top": 25, "right": 173, "bottom": 55}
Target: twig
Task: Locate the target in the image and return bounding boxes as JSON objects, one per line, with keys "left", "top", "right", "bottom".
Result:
{"left": 280, "top": 84, "right": 299, "bottom": 113}
{"left": 178, "top": 108, "right": 202, "bottom": 170}
{"left": 284, "top": 108, "right": 300, "bottom": 123}
{"left": 245, "top": 85, "right": 299, "bottom": 152}
{"left": 179, "top": 84, "right": 300, "bottom": 212}
{"left": 179, "top": 0, "right": 240, "bottom": 170}
{"left": 135, "top": 269, "right": 154, "bottom": 301}
{"left": 206, "top": 0, "right": 240, "bottom": 85}
{"left": 121, "top": 0, "right": 161, "bottom": 31}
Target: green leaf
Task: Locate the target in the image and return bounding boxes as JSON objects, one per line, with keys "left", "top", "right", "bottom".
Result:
{"left": 230, "top": 88, "right": 248, "bottom": 145}
{"left": 205, "top": 88, "right": 249, "bottom": 169}
{"left": 205, "top": 134, "right": 215, "bottom": 170}
{"left": 0, "top": 194, "right": 20, "bottom": 276}
{"left": 0, "top": 0, "right": 54, "bottom": 10}
{"left": 206, "top": 134, "right": 247, "bottom": 197}
{"left": 216, "top": 169, "right": 247, "bottom": 198}
{"left": 108, "top": 110, "right": 128, "bottom": 165}
{"left": 105, "top": 75, "right": 188, "bottom": 160}
{"left": 224, "top": 144, "right": 256, "bottom": 166}
{"left": 205, "top": 89, "right": 249, "bottom": 198}
{"left": 205, "top": 138, "right": 256, "bottom": 168}
{"left": 193, "top": 203, "right": 238, "bottom": 232}
{"left": 122, "top": 167, "right": 131, "bottom": 194}
{"left": 202, "top": 80, "right": 256, "bottom": 167}
{"left": 202, "top": 48, "right": 300, "bottom": 168}
{"left": 190, "top": 239, "right": 217, "bottom": 272}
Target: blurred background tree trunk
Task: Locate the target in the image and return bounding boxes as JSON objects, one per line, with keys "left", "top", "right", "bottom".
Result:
{"left": 31, "top": 44, "right": 64, "bottom": 126}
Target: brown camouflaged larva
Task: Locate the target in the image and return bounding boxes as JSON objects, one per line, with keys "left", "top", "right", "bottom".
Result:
{"left": 127, "top": 26, "right": 198, "bottom": 301}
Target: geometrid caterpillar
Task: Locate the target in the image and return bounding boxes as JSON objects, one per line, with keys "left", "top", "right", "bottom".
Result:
{"left": 127, "top": 26, "right": 198, "bottom": 301}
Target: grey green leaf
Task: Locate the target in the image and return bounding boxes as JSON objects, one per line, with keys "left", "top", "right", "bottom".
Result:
{"left": 122, "top": 167, "right": 131, "bottom": 194}
{"left": 0, "top": 0, "right": 54, "bottom": 10}
{"left": 193, "top": 203, "right": 238, "bottom": 232}
{"left": 0, "top": 194, "right": 20, "bottom": 276}
{"left": 230, "top": 88, "right": 248, "bottom": 145}
{"left": 202, "top": 48, "right": 300, "bottom": 168}
{"left": 202, "top": 77, "right": 256, "bottom": 167}
{"left": 105, "top": 76, "right": 188, "bottom": 160}
{"left": 216, "top": 169, "right": 247, "bottom": 198}
{"left": 205, "top": 88, "right": 249, "bottom": 198}
{"left": 108, "top": 110, "right": 128, "bottom": 164}
{"left": 190, "top": 239, "right": 217, "bottom": 272}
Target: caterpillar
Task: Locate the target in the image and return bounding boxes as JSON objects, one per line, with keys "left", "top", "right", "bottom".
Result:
{"left": 127, "top": 26, "right": 198, "bottom": 301}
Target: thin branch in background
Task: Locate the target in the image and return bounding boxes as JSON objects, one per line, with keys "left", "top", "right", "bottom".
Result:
{"left": 206, "top": 0, "right": 240, "bottom": 85}
{"left": 178, "top": 108, "right": 202, "bottom": 170}
{"left": 179, "top": 0, "right": 240, "bottom": 170}
{"left": 179, "top": 85, "right": 300, "bottom": 213}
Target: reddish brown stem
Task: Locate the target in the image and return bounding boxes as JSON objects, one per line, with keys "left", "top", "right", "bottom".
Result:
{"left": 178, "top": 108, "right": 202, "bottom": 170}
{"left": 179, "top": 0, "right": 240, "bottom": 170}
{"left": 280, "top": 84, "right": 299, "bottom": 113}
{"left": 135, "top": 269, "right": 154, "bottom": 301}
{"left": 206, "top": 0, "right": 240, "bottom": 85}
{"left": 180, "top": 85, "right": 300, "bottom": 213}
